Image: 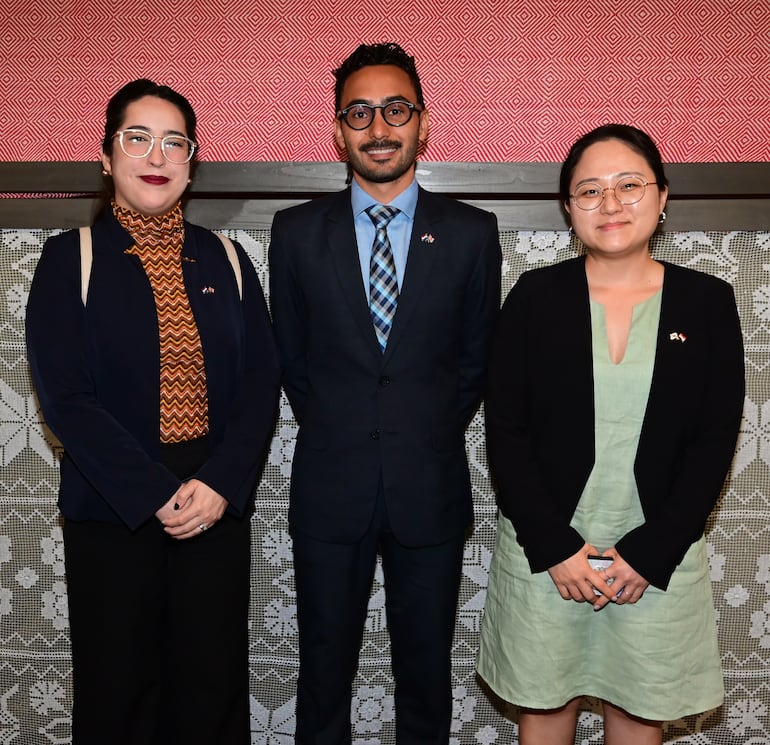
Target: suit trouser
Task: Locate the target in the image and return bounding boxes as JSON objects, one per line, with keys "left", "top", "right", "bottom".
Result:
{"left": 292, "top": 486, "right": 465, "bottom": 745}
{"left": 63, "top": 513, "right": 251, "bottom": 745}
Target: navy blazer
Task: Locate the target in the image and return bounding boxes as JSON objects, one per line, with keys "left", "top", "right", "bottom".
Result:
{"left": 26, "top": 211, "right": 280, "bottom": 529}
{"left": 269, "top": 186, "right": 502, "bottom": 547}
{"left": 486, "top": 256, "right": 744, "bottom": 590}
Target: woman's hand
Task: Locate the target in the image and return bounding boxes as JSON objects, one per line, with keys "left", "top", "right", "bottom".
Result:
{"left": 155, "top": 492, "right": 180, "bottom": 525}
{"left": 158, "top": 479, "right": 228, "bottom": 540}
{"left": 595, "top": 546, "right": 650, "bottom": 607}
{"left": 547, "top": 543, "right": 606, "bottom": 604}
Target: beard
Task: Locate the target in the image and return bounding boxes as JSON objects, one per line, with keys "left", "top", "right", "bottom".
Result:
{"left": 346, "top": 138, "right": 419, "bottom": 184}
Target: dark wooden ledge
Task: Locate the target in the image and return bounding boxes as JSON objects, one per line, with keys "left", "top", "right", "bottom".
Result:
{"left": 1, "top": 161, "right": 768, "bottom": 230}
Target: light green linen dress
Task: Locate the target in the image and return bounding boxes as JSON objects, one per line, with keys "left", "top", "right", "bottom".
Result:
{"left": 477, "top": 291, "right": 724, "bottom": 720}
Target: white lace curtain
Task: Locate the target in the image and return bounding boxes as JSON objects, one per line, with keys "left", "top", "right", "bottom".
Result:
{"left": 1, "top": 228, "right": 768, "bottom": 744}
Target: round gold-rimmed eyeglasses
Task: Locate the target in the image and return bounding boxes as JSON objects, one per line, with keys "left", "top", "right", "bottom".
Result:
{"left": 113, "top": 129, "right": 196, "bottom": 164}
{"left": 571, "top": 176, "right": 658, "bottom": 211}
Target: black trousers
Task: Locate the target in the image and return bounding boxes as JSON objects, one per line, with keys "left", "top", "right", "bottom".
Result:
{"left": 63, "top": 513, "right": 251, "bottom": 745}
{"left": 292, "top": 485, "right": 465, "bottom": 745}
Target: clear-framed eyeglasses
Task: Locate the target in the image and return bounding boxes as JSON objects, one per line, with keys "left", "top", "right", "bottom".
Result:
{"left": 338, "top": 100, "right": 421, "bottom": 130}
{"left": 113, "top": 129, "right": 197, "bottom": 164}
{"left": 570, "top": 176, "right": 658, "bottom": 211}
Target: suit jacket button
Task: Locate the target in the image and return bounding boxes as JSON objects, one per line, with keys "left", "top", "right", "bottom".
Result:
{"left": 379, "top": 376, "right": 390, "bottom": 387}
{"left": 370, "top": 429, "right": 380, "bottom": 440}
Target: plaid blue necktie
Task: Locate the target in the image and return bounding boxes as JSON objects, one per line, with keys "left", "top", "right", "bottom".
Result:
{"left": 366, "top": 205, "right": 400, "bottom": 352}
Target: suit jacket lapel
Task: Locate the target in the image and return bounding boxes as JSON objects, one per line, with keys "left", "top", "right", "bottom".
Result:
{"left": 326, "top": 190, "right": 383, "bottom": 359}
{"left": 382, "top": 188, "right": 441, "bottom": 363}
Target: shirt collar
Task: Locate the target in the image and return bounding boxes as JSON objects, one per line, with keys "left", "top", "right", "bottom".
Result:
{"left": 351, "top": 177, "right": 419, "bottom": 221}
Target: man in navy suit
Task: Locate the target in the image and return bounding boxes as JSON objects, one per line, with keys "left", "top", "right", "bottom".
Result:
{"left": 269, "top": 42, "right": 501, "bottom": 744}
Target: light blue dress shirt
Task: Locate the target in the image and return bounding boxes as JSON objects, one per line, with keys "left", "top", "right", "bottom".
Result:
{"left": 351, "top": 178, "right": 418, "bottom": 297}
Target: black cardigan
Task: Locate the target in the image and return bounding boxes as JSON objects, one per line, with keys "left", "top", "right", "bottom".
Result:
{"left": 485, "top": 256, "right": 744, "bottom": 590}
{"left": 26, "top": 211, "right": 280, "bottom": 529}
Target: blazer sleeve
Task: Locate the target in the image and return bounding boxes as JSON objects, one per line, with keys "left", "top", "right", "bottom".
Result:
{"left": 458, "top": 210, "right": 503, "bottom": 426}
{"left": 268, "top": 208, "right": 309, "bottom": 422}
{"left": 193, "top": 240, "right": 281, "bottom": 516}
{"left": 616, "top": 276, "right": 745, "bottom": 589}
{"left": 25, "top": 230, "right": 181, "bottom": 528}
{"left": 485, "top": 271, "right": 587, "bottom": 571}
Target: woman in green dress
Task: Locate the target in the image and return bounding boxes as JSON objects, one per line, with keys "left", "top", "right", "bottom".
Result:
{"left": 477, "top": 124, "right": 744, "bottom": 744}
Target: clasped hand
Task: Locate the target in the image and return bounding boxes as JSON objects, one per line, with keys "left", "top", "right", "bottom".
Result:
{"left": 547, "top": 543, "right": 650, "bottom": 610}
{"left": 155, "top": 479, "right": 227, "bottom": 540}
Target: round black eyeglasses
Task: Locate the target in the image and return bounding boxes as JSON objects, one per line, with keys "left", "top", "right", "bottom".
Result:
{"left": 338, "top": 101, "right": 421, "bottom": 130}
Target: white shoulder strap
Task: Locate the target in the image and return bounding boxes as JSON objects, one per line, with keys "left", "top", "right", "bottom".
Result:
{"left": 78, "top": 226, "right": 92, "bottom": 306}
{"left": 215, "top": 232, "right": 243, "bottom": 300}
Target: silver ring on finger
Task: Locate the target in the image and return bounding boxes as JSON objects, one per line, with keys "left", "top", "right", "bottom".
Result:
{"left": 199, "top": 524, "right": 207, "bottom": 532}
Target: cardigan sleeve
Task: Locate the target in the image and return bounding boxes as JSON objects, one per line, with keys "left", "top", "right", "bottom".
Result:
{"left": 616, "top": 275, "right": 745, "bottom": 589}
{"left": 25, "top": 230, "right": 181, "bottom": 529}
{"left": 485, "top": 270, "right": 587, "bottom": 572}
{"left": 192, "top": 240, "right": 281, "bottom": 515}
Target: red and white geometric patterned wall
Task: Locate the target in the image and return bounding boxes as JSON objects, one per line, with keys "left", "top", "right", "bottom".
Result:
{"left": 1, "top": 0, "right": 768, "bottom": 163}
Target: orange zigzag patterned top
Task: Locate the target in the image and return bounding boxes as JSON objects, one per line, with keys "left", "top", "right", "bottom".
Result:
{"left": 114, "top": 201, "right": 209, "bottom": 443}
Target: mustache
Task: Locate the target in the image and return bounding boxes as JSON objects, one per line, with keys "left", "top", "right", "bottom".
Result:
{"left": 359, "top": 140, "right": 402, "bottom": 153}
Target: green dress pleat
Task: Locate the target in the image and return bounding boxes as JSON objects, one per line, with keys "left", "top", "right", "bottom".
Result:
{"left": 477, "top": 289, "right": 723, "bottom": 720}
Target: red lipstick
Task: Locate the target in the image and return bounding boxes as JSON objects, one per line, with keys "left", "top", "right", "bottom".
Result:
{"left": 141, "top": 175, "right": 169, "bottom": 185}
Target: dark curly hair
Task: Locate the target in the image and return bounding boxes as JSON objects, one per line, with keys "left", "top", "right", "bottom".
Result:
{"left": 333, "top": 42, "right": 425, "bottom": 111}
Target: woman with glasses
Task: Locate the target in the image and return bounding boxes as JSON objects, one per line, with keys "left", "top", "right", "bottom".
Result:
{"left": 477, "top": 124, "right": 744, "bottom": 744}
{"left": 26, "top": 79, "right": 280, "bottom": 745}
